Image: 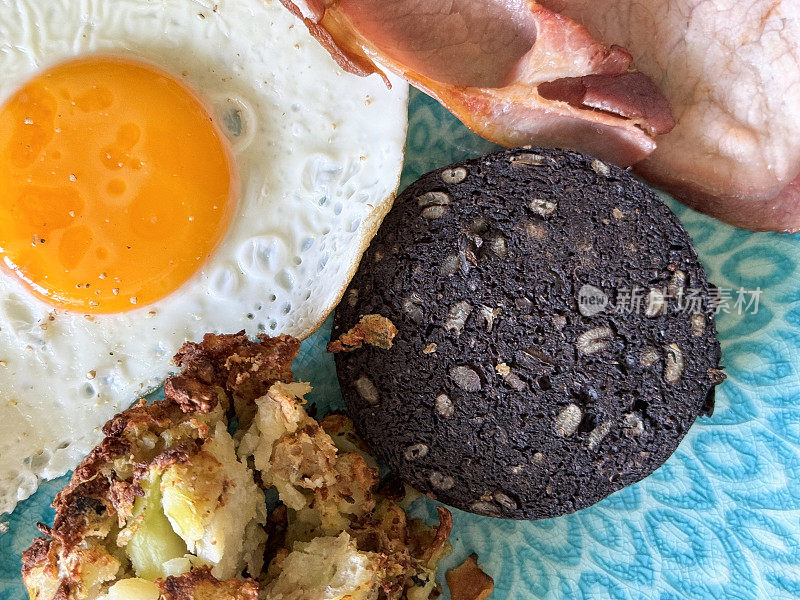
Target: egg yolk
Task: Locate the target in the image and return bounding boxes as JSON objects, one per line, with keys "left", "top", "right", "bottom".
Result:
{"left": 0, "top": 57, "right": 236, "bottom": 313}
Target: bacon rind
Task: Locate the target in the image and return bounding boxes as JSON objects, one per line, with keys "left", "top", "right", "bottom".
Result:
{"left": 638, "top": 162, "right": 800, "bottom": 233}
{"left": 279, "top": 0, "right": 388, "bottom": 83}
{"left": 280, "top": 0, "right": 674, "bottom": 166}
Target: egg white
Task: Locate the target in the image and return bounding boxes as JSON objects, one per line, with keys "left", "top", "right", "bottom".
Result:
{"left": 0, "top": 0, "right": 408, "bottom": 514}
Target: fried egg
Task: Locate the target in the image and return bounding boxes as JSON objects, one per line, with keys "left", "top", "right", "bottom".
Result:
{"left": 0, "top": 0, "right": 408, "bottom": 514}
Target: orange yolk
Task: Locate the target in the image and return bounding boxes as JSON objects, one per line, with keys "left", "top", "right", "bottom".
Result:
{"left": 0, "top": 57, "right": 236, "bottom": 313}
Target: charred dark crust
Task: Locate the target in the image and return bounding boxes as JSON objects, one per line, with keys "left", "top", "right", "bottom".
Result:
{"left": 50, "top": 477, "right": 113, "bottom": 551}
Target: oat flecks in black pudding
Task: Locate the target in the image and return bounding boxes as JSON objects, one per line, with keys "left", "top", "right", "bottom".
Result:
{"left": 332, "top": 147, "right": 724, "bottom": 520}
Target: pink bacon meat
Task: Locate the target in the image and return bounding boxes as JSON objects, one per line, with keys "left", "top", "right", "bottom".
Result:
{"left": 281, "top": 0, "right": 674, "bottom": 167}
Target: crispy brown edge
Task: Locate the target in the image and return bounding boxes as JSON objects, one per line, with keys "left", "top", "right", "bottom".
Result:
{"left": 157, "top": 567, "right": 259, "bottom": 600}
{"left": 22, "top": 334, "right": 302, "bottom": 589}
{"left": 446, "top": 554, "right": 494, "bottom": 600}
{"left": 277, "top": 0, "right": 388, "bottom": 84}
{"left": 327, "top": 314, "right": 398, "bottom": 353}
{"left": 169, "top": 332, "right": 300, "bottom": 410}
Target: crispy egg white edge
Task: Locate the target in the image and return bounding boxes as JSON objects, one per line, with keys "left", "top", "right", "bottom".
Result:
{"left": 0, "top": 0, "right": 408, "bottom": 514}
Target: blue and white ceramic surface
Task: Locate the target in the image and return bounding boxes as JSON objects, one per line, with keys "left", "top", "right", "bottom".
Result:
{"left": 3, "top": 90, "right": 800, "bottom": 600}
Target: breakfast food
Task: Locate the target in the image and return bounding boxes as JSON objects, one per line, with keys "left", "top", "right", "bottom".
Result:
{"left": 279, "top": 0, "right": 800, "bottom": 232}
{"left": 542, "top": 0, "right": 800, "bottom": 232}
{"left": 0, "top": 0, "right": 408, "bottom": 514}
{"left": 279, "top": 0, "right": 674, "bottom": 166}
{"left": 446, "top": 556, "right": 494, "bottom": 600}
{"left": 22, "top": 333, "right": 453, "bottom": 600}
{"left": 20, "top": 334, "right": 290, "bottom": 600}
{"left": 333, "top": 147, "right": 725, "bottom": 519}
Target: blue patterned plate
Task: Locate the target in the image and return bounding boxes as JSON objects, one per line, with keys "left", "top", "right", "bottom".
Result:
{"left": 2, "top": 90, "right": 800, "bottom": 600}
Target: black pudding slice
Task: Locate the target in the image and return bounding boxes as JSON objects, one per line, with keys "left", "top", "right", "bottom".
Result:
{"left": 333, "top": 147, "right": 724, "bottom": 520}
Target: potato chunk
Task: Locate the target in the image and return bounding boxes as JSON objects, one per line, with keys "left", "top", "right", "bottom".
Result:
{"left": 104, "top": 578, "right": 161, "bottom": 600}
{"left": 262, "top": 533, "right": 382, "bottom": 600}
{"left": 127, "top": 472, "right": 187, "bottom": 581}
